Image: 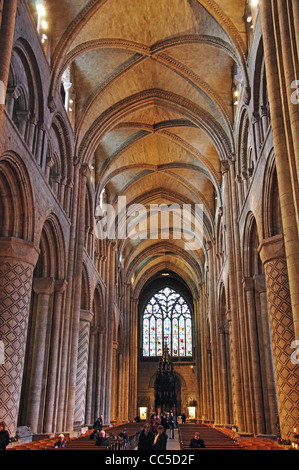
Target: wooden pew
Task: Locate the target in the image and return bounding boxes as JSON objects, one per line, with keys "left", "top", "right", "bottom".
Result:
{"left": 178, "top": 424, "right": 243, "bottom": 450}
{"left": 52, "top": 423, "right": 143, "bottom": 451}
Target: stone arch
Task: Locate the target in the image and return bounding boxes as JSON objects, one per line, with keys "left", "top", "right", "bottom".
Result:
{"left": 34, "top": 214, "right": 66, "bottom": 280}
{"left": 47, "top": 113, "right": 74, "bottom": 211}
{"left": 252, "top": 37, "right": 270, "bottom": 146}
{"left": 77, "top": 89, "right": 233, "bottom": 164}
{"left": 92, "top": 282, "right": 105, "bottom": 330}
{"left": 262, "top": 151, "right": 283, "bottom": 239}
{"left": 236, "top": 107, "right": 250, "bottom": 199}
{"left": 215, "top": 209, "right": 225, "bottom": 272}
{"left": 18, "top": 214, "right": 67, "bottom": 433}
{"left": 0, "top": 152, "right": 34, "bottom": 242}
{"left": 243, "top": 212, "right": 263, "bottom": 278}
{"left": 6, "top": 38, "right": 44, "bottom": 158}
{"left": 81, "top": 264, "right": 91, "bottom": 311}
{"left": 252, "top": 37, "right": 268, "bottom": 113}
{"left": 84, "top": 179, "right": 95, "bottom": 257}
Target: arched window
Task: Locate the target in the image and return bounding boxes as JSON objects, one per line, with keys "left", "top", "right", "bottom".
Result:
{"left": 142, "top": 287, "right": 192, "bottom": 358}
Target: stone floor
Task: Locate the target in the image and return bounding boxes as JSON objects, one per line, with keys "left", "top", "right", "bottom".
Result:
{"left": 165, "top": 429, "right": 181, "bottom": 450}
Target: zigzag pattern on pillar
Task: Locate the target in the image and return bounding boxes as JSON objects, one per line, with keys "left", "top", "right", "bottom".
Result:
{"left": 265, "top": 258, "right": 299, "bottom": 439}
{"left": 74, "top": 320, "right": 90, "bottom": 426}
{"left": 0, "top": 261, "right": 33, "bottom": 434}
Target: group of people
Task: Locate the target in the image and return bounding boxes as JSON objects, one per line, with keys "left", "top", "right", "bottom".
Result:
{"left": 137, "top": 411, "right": 176, "bottom": 450}
{"left": 88, "top": 415, "right": 129, "bottom": 447}
{"left": 0, "top": 413, "right": 204, "bottom": 451}
{"left": 138, "top": 423, "right": 167, "bottom": 450}
{"left": 137, "top": 418, "right": 205, "bottom": 450}
{"left": 150, "top": 412, "right": 176, "bottom": 439}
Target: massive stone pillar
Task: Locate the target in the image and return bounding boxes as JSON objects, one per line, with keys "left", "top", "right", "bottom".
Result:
{"left": 221, "top": 161, "right": 244, "bottom": 431}
{"left": 66, "top": 163, "right": 89, "bottom": 431}
{"left": 85, "top": 326, "right": 96, "bottom": 426}
{"left": 243, "top": 277, "right": 265, "bottom": 435}
{"left": 74, "top": 309, "right": 94, "bottom": 426}
{"left": 44, "top": 280, "right": 68, "bottom": 433}
{"left": 103, "top": 241, "right": 116, "bottom": 424}
{"left": 259, "top": 235, "right": 299, "bottom": 439}
{"left": 96, "top": 328, "right": 105, "bottom": 421}
{"left": 27, "top": 277, "right": 55, "bottom": 433}
{"left": 207, "top": 241, "right": 220, "bottom": 423}
{"left": 110, "top": 340, "right": 118, "bottom": 422}
{"left": 218, "top": 324, "right": 230, "bottom": 424}
{"left": 0, "top": 239, "right": 39, "bottom": 435}
{"left": 129, "top": 297, "right": 138, "bottom": 420}
{"left": 254, "top": 275, "right": 278, "bottom": 435}
{"left": 56, "top": 158, "right": 80, "bottom": 432}
{"left": 260, "top": 1, "right": 299, "bottom": 341}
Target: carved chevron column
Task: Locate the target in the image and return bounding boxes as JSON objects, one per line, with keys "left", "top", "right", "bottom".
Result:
{"left": 0, "top": 239, "right": 39, "bottom": 436}
{"left": 259, "top": 235, "right": 299, "bottom": 439}
{"left": 74, "top": 309, "right": 94, "bottom": 426}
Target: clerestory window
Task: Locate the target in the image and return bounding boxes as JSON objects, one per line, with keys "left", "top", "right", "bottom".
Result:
{"left": 142, "top": 287, "right": 192, "bottom": 358}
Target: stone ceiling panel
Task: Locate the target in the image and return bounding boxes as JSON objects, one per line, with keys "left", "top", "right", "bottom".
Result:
{"left": 68, "top": 0, "right": 229, "bottom": 52}
{"left": 39, "top": 0, "right": 248, "bottom": 289}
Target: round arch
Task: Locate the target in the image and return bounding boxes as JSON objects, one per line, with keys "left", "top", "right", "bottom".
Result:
{"left": 0, "top": 152, "right": 35, "bottom": 242}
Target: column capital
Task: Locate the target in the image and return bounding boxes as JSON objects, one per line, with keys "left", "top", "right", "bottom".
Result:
{"left": 54, "top": 279, "right": 68, "bottom": 294}
{"left": 242, "top": 277, "right": 255, "bottom": 291}
{"left": 80, "top": 163, "right": 90, "bottom": 178}
{"left": 73, "top": 155, "right": 81, "bottom": 168}
{"left": 33, "top": 277, "right": 55, "bottom": 295}
{"left": 252, "top": 111, "right": 260, "bottom": 124}
{"left": 0, "top": 237, "right": 40, "bottom": 268}
{"left": 260, "top": 105, "right": 269, "bottom": 117}
{"left": 80, "top": 309, "right": 94, "bottom": 323}
{"left": 91, "top": 326, "right": 106, "bottom": 335}
{"left": 221, "top": 160, "right": 229, "bottom": 174}
{"left": 258, "top": 234, "right": 285, "bottom": 265}
{"left": 228, "top": 153, "right": 236, "bottom": 164}
{"left": 254, "top": 274, "right": 266, "bottom": 293}
{"left": 206, "top": 240, "right": 214, "bottom": 251}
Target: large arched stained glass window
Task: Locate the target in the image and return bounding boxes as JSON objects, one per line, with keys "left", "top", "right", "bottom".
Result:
{"left": 142, "top": 287, "right": 192, "bottom": 358}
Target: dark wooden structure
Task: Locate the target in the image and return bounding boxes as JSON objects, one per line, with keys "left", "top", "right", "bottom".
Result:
{"left": 154, "top": 345, "right": 177, "bottom": 413}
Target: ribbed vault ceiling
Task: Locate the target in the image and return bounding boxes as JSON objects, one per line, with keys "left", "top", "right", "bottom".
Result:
{"left": 43, "top": 0, "right": 247, "bottom": 296}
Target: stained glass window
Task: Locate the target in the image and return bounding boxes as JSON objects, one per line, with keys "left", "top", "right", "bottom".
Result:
{"left": 142, "top": 287, "right": 192, "bottom": 357}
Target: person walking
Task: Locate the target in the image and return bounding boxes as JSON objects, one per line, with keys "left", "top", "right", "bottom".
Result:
{"left": 93, "top": 414, "right": 103, "bottom": 431}
{"left": 168, "top": 412, "right": 176, "bottom": 439}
